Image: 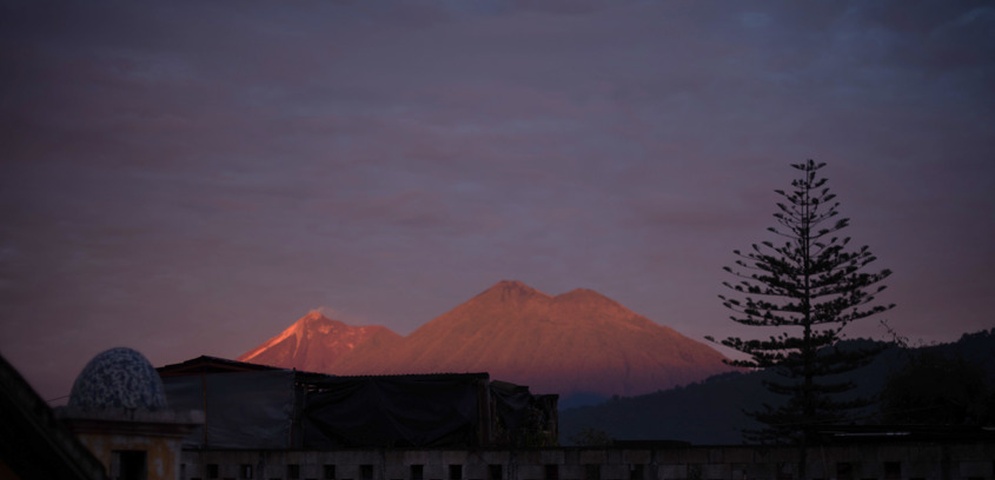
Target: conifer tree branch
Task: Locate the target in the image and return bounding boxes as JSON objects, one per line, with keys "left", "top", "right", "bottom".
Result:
{"left": 708, "top": 160, "right": 894, "bottom": 447}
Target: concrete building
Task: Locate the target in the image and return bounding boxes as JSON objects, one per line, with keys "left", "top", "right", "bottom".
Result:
{"left": 155, "top": 356, "right": 559, "bottom": 450}
{"left": 5, "top": 348, "right": 992, "bottom": 480}
{"left": 56, "top": 347, "right": 203, "bottom": 480}
{"left": 175, "top": 438, "right": 995, "bottom": 480}
{"left": 158, "top": 356, "right": 995, "bottom": 480}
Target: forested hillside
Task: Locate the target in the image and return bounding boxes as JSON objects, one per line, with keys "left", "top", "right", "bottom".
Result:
{"left": 560, "top": 330, "right": 995, "bottom": 445}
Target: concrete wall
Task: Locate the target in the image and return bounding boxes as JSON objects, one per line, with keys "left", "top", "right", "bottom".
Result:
{"left": 180, "top": 443, "right": 995, "bottom": 480}
{"left": 59, "top": 408, "right": 202, "bottom": 480}
{"left": 77, "top": 431, "right": 181, "bottom": 480}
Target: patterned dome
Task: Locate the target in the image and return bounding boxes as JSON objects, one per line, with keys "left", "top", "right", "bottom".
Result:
{"left": 69, "top": 347, "right": 168, "bottom": 410}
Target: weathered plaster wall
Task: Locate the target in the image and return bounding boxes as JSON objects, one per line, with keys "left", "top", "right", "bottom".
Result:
{"left": 76, "top": 432, "right": 180, "bottom": 480}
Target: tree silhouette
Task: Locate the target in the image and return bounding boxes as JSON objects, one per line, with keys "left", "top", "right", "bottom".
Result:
{"left": 708, "top": 160, "right": 895, "bottom": 448}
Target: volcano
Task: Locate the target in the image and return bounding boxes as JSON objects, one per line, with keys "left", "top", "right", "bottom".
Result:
{"left": 239, "top": 281, "right": 733, "bottom": 398}
{"left": 237, "top": 310, "right": 402, "bottom": 373}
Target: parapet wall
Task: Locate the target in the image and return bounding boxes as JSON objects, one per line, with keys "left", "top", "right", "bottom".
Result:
{"left": 181, "top": 443, "right": 995, "bottom": 480}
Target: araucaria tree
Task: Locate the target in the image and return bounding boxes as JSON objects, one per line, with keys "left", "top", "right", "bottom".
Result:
{"left": 709, "top": 160, "right": 894, "bottom": 446}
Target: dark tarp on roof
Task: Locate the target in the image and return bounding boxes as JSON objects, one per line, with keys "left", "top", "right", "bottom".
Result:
{"left": 162, "top": 370, "right": 296, "bottom": 449}
{"left": 157, "top": 355, "right": 281, "bottom": 377}
{"left": 489, "top": 380, "right": 533, "bottom": 433}
{"left": 158, "top": 359, "right": 556, "bottom": 449}
{"left": 302, "top": 374, "right": 487, "bottom": 448}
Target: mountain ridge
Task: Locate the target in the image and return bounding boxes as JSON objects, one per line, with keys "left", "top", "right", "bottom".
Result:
{"left": 559, "top": 330, "right": 995, "bottom": 445}
{"left": 239, "top": 280, "right": 734, "bottom": 398}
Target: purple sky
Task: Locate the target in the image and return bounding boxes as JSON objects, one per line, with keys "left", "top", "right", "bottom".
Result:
{"left": 2, "top": 1, "right": 994, "bottom": 403}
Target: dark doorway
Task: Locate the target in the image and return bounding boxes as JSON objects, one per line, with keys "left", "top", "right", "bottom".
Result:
{"left": 114, "top": 450, "right": 147, "bottom": 480}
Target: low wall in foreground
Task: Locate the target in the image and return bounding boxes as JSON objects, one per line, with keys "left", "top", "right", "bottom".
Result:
{"left": 181, "top": 442, "right": 995, "bottom": 480}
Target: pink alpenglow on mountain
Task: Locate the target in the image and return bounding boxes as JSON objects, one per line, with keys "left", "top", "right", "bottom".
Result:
{"left": 237, "top": 310, "right": 402, "bottom": 373}
{"left": 239, "top": 281, "right": 734, "bottom": 398}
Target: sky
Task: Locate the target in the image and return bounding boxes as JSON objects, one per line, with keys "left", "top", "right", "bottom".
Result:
{"left": 2, "top": 0, "right": 994, "bottom": 403}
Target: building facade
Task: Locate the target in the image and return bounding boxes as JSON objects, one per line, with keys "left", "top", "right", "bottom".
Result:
{"left": 178, "top": 442, "right": 995, "bottom": 480}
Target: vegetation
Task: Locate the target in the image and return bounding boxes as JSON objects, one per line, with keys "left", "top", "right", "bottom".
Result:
{"left": 879, "top": 336, "right": 995, "bottom": 425}
{"left": 560, "top": 330, "right": 995, "bottom": 447}
{"left": 708, "top": 160, "right": 895, "bottom": 447}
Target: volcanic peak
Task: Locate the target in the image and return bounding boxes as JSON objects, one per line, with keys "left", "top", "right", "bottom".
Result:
{"left": 239, "top": 311, "right": 320, "bottom": 362}
{"left": 475, "top": 279, "right": 551, "bottom": 303}
{"left": 237, "top": 310, "right": 400, "bottom": 370}
{"left": 239, "top": 280, "right": 735, "bottom": 398}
